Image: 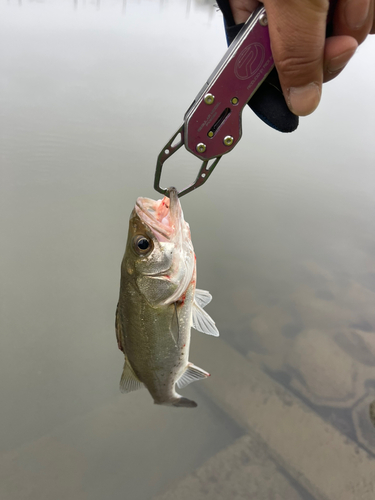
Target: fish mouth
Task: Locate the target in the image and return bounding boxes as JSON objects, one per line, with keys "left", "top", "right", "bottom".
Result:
{"left": 134, "top": 187, "right": 182, "bottom": 242}
{"left": 133, "top": 188, "right": 194, "bottom": 304}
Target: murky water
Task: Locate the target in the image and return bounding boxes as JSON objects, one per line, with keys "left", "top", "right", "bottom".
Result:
{"left": 1, "top": 1, "right": 375, "bottom": 499}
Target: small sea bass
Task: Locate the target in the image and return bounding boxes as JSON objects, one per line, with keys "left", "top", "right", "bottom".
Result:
{"left": 115, "top": 188, "right": 218, "bottom": 408}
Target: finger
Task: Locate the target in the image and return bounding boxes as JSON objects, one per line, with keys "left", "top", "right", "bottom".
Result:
{"left": 333, "top": 0, "right": 374, "bottom": 44}
{"left": 323, "top": 35, "right": 358, "bottom": 82}
{"left": 228, "top": 0, "right": 261, "bottom": 24}
{"left": 263, "top": 0, "right": 328, "bottom": 116}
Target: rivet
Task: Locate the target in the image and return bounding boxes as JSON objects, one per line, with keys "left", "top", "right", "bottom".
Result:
{"left": 204, "top": 93, "right": 215, "bottom": 105}
{"left": 223, "top": 136, "right": 234, "bottom": 146}
{"left": 259, "top": 12, "right": 268, "bottom": 26}
{"left": 196, "top": 143, "right": 207, "bottom": 153}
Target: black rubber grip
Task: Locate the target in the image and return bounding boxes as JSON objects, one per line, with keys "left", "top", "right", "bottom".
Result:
{"left": 216, "top": 0, "right": 299, "bottom": 133}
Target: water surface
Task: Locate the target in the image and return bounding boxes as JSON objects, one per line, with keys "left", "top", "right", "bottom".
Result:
{"left": 1, "top": 1, "right": 375, "bottom": 499}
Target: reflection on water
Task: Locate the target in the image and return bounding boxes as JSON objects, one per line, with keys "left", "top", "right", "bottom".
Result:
{"left": 5, "top": 0, "right": 215, "bottom": 16}
{"left": 1, "top": 0, "right": 375, "bottom": 498}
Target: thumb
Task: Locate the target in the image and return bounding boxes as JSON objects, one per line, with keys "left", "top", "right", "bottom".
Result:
{"left": 263, "top": 0, "right": 329, "bottom": 116}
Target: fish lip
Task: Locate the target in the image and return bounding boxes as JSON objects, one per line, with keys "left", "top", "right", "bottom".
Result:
{"left": 135, "top": 199, "right": 171, "bottom": 240}
{"left": 135, "top": 188, "right": 182, "bottom": 242}
{"left": 167, "top": 188, "right": 181, "bottom": 229}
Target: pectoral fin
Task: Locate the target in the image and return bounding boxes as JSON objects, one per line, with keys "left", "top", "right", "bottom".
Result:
{"left": 192, "top": 301, "right": 219, "bottom": 337}
{"left": 115, "top": 303, "right": 124, "bottom": 352}
{"left": 119, "top": 359, "right": 144, "bottom": 393}
{"left": 169, "top": 302, "right": 179, "bottom": 345}
{"left": 176, "top": 362, "right": 210, "bottom": 389}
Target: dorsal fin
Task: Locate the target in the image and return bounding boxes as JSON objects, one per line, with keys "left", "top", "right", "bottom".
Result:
{"left": 119, "top": 359, "right": 144, "bottom": 393}
{"left": 176, "top": 363, "right": 210, "bottom": 389}
{"left": 192, "top": 301, "right": 219, "bottom": 337}
{"left": 194, "top": 289, "right": 212, "bottom": 308}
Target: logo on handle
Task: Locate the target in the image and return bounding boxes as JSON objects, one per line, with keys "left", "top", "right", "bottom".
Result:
{"left": 234, "top": 43, "right": 265, "bottom": 80}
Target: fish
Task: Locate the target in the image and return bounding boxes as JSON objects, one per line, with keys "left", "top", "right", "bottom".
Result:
{"left": 115, "top": 187, "right": 219, "bottom": 408}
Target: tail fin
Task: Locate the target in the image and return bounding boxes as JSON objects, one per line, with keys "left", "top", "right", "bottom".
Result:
{"left": 172, "top": 397, "right": 198, "bottom": 408}
{"left": 154, "top": 396, "right": 198, "bottom": 408}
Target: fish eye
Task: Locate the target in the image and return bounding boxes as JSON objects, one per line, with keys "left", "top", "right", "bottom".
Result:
{"left": 133, "top": 235, "right": 153, "bottom": 255}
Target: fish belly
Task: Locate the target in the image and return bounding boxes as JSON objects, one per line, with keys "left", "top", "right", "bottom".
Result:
{"left": 119, "top": 287, "right": 192, "bottom": 404}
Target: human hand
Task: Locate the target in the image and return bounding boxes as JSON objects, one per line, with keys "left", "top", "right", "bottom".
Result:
{"left": 228, "top": 0, "right": 374, "bottom": 116}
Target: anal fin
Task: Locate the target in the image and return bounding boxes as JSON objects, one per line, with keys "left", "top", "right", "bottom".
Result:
{"left": 119, "top": 359, "right": 144, "bottom": 394}
{"left": 176, "top": 362, "right": 210, "bottom": 389}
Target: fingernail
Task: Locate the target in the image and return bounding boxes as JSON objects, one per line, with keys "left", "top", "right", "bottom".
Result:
{"left": 287, "top": 83, "right": 321, "bottom": 116}
{"left": 327, "top": 48, "right": 356, "bottom": 74}
{"left": 345, "top": 0, "right": 370, "bottom": 29}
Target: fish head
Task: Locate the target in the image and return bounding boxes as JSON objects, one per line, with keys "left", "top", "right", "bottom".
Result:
{"left": 123, "top": 188, "right": 195, "bottom": 307}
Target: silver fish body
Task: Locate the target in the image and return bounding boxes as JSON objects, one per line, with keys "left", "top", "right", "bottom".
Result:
{"left": 116, "top": 188, "right": 218, "bottom": 408}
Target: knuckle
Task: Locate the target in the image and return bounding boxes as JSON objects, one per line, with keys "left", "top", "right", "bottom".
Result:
{"left": 274, "top": 51, "right": 323, "bottom": 85}
{"left": 309, "top": 0, "right": 330, "bottom": 13}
